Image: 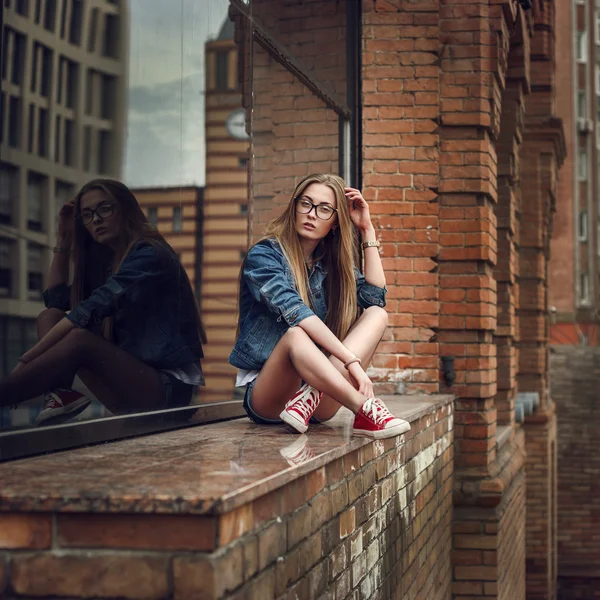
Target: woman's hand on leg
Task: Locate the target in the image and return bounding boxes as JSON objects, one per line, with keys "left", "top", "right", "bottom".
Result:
{"left": 347, "top": 362, "right": 373, "bottom": 399}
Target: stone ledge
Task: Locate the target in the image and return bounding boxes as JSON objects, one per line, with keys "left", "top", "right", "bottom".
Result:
{"left": 0, "top": 396, "right": 455, "bottom": 599}
{"left": 0, "top": 394, "right": 453, "bottom": 518}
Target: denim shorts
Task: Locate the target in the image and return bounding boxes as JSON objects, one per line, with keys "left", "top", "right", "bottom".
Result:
{"left": 242, "top": 379, "right": 321, "bottom": 425}
{"left": 159, "top": 371, "right": 194, "bottom": 408}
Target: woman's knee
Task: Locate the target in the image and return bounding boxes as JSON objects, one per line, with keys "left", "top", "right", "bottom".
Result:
{"left": 364, "top": 305, "right": 388, "bottom": 329}
{"left": 64, "top": 326, "right": 97, "bottom": 359}
{"left": 37, "top": 308, "right": 66, "bottom": 337}
{"left": 282, "top": 325, "right": 310, "bottom": 346}
{"left": 37, "top": 308, "right": 66, "bottom": 323}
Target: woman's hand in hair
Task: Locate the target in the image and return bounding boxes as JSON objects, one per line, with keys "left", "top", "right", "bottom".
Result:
{"left": 345, "top": 187, "right": 373, "bottom": 234}
{"left": 57, "top": 200, "right": 76, "bottom": 247}
{"left": 346, "top": 361, "right": 374, "bottom": 399}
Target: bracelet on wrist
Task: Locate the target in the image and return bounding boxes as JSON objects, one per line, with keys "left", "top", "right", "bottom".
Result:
{"left": 344, "top": 356, "right": 362, "bottom": 369}
{"left": 53, "top": 246, "right": 68, "bottom": 254}
{"left": 361, "top": 240, "right": 380, "bottom": 250}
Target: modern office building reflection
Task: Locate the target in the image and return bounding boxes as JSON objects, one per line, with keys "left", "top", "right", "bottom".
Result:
{"left": 0, "top": 0, "right": 127, "bottom": 424}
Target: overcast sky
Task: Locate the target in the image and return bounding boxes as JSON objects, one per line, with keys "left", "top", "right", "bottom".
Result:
{"left": 123, "top": 0, "right": 230, "bottom": 188}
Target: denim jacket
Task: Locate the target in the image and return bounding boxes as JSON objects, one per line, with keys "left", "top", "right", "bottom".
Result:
{"left": 43, "top": 241, "right": 204, "bottom": 374}
{"left": 228, "top": 238, "right": 387, "bottom": 371}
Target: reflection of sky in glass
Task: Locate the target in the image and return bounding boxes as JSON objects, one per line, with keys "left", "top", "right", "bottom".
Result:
{"left": 124, "top": 0, "right": 230, "bottom": 188}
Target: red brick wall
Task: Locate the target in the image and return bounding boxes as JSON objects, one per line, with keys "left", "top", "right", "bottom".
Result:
{"left": 0, "top": 402, "right": 454, "bottom": 600}
{"left": 553, "top": 346, "right": 600, "bottom": 599}
{"left": 362, "top": 0, "right": 441, "bottom": 396}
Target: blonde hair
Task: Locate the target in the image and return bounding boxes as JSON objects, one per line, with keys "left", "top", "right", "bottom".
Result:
{"left": 71, "top": 178, "right": 206, "bottom": 344}
{"left": 261, "top": 173, "right": 359, "bottom": 341}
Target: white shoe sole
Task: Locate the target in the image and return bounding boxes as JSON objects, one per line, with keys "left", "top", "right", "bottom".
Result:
{"left": 280, "top": 410, "right": 308, "bottom": 434}
{"left": 35, "top": 397, "right": 91, "bottom": 426}
{"left": 353, "top": 419, "right": 411, "bottom": 439}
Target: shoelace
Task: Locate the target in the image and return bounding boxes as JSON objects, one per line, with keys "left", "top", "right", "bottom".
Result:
{"left": 362, "top": 398, "right": 393, "bottom": 425}
{"left": 288, "top": 387, "right": 321, "bottom": 421}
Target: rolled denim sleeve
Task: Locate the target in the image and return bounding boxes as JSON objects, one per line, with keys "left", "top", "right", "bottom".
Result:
{"left": 42, "top": 283, "right": 71, "bottom": 311}
{"left": 355, "top": 268, "right": 387, "bottom": 309}
{"left": 67, "top": 244, "right": 169, "bottom": 329}
{"left": 244, "top": 243, "right": 315, "bottom": 328}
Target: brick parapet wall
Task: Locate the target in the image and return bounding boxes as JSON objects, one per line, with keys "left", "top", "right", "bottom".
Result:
{"left": 0, "top": 402, "right": 453, "bottom": 600}
{"left": 552, "top": 346, "right": 600, "bottom": 599}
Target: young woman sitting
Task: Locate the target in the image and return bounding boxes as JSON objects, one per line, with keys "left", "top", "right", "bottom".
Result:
{"left": 229, "top": 173, "right": 410, "bottom": 439}
{"left": 0, "top": 179, "right": 205, "bottom": 425}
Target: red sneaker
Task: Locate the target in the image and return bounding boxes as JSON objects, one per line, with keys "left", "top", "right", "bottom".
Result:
{"left": 353, "top": 398, "right": 410, "bottom": 439}
{"left": 35, "top": 389, "right": 91, "bottom": 426}
{"left": 279, "top": 383, "right": 323, "bottom": 434}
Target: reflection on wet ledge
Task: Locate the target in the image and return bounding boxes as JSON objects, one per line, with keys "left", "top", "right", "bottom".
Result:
{"left": 0, "top": 396, "right": 453, "bottom": 516}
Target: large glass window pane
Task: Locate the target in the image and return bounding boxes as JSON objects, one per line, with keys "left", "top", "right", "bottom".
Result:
{"left": 1, "top": 0, "right": 254, "bottom": 452}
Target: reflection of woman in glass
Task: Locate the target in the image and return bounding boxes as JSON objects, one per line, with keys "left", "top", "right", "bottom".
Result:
{"left": 230, "top": 173, "right": 410, "bottom": 439}
{"left": 0, "top": 179, "right": 205, "bottom": 425}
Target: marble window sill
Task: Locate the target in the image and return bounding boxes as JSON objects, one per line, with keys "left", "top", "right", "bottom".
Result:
{"left": 0, "top": 395, "right": 453, "bottom": 518}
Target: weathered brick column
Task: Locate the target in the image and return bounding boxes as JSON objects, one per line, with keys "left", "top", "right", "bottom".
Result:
{"left": 494, "top": 66, "right": 527, "bottom": 427}
{"left": 518, "top": 3, "right": 566, "bottom": 598}
{"left": 520, "top": 120, "right": 565, "bottom": 600}
{"left": 438, "top": 1, "right": 545, "bottom": 598}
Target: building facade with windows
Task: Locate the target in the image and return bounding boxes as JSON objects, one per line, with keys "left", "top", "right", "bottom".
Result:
{"left": 132, "top": 185, "right": 204, "bottom": 290}
{"left": 550, "top": 0, "right": 600, "bottom": 344}
{"left": 0, "top": 0, "right": 127, "bottom": 376}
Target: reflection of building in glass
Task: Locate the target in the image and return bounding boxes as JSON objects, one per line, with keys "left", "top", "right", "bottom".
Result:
{"left": 0, "top": 0, "right": 128, "bottom": 377}
{"left": 132, "top": 186, "right": 204, "bottom": 295}
{"left": 201, "top": 18, "right": 249, "bottom": 402}
{"left": 136, "top": 18, "right": 249, "bottom": 403}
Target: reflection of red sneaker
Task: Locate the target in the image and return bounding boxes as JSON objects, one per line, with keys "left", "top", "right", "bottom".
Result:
{"left": 353, "top": 398, "right": 410, "bottom": 439}
{"left": 35, "top": 389, "right": 91, "bottom": 426}
{"left": 279, "top": 435, "right": 316, "bottom": 467}
{"left": 279, "top": 383, "right": 323, "bottom": 434}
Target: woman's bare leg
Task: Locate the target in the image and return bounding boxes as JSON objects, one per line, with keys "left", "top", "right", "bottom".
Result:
{"left": 0, "top": 326, "right": 165, "bottom": 413}
{"left": 36, "top": 309, "right": 119, "bottom": 412}
{"left": 250, "top": 327, "right": 367, "bottom": 420}
{"left": 314, "top": 306, "right": 388, "bottom": 421}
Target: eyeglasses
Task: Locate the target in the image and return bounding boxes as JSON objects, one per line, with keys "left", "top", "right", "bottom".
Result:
{"left": 295, "top": 197, "right": 338, "bottom": 221}
{"left": 79, "top": 202, "right": 115, "bottom": 225}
